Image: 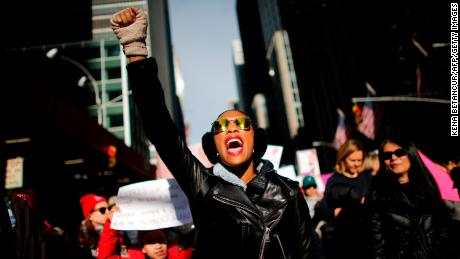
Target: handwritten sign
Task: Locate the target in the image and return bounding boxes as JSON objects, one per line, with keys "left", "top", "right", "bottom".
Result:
{"left": 5, "top": 157, "right": 24, "bottom": 189}
{"left": 111, "top": 179, "right": 193, "bottom": 230}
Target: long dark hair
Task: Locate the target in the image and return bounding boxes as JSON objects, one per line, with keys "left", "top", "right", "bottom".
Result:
{"left": 78, "top": 217, "right": 100, "bottom": 249}
{"left": 373, "top": 139, "right": 443, "bottom": 210}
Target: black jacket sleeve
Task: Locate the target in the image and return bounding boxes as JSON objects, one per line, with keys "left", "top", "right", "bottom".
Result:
{"left": 126, "top": 58, "right": 212, "bottom": 202}
{"left": 291, "top": 189, "right": 314, "bottom": 259}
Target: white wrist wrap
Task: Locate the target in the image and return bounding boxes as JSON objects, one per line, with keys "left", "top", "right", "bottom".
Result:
{"left": 111, "top": 8, "right": 148, "bottom": 56}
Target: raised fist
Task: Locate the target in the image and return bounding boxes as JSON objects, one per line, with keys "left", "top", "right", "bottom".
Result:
{"left": 111, "top": 7, "right": 148, "bottom": 57}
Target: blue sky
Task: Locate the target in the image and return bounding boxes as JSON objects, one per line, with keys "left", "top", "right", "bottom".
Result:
{"left": 168, "top": 0, "right": 240, "bottom": 144}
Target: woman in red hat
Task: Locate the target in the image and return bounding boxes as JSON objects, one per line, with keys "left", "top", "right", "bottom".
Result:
{"left": 78, "top": 193, "right": 109, "bottom": 258}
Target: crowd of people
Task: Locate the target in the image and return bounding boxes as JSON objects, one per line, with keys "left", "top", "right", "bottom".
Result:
{"left": 3, "top": 6, "right": 459, "bottom": 259}
{"left": 71, "top": 135, "right": 456, "bottom": 259}
{"left": 308, "top": 139, "right": 459, "bottom": 259}
{"left": 107, "top": 6, "right": 459, "bottom": 259}
{"left": 76, "top": 193, "right": 193, "bottom": 259}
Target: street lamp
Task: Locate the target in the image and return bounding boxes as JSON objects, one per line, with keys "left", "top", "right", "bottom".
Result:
{"left": 46, "top": 48, "right": 102, "bottom": 124}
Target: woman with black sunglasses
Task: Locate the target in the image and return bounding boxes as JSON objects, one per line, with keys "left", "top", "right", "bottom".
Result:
{"left": 110, "top": 7, "right": 313, "bottom": 259}
{"left": 78, "top": 194, "right": 109, "bottom": 258}
{"left": 365, "top": 139, "right": 454, "bottom": 259}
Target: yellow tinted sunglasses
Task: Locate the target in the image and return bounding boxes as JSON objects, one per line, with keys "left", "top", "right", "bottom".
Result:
{"left": 212, "top": 116, "right": 252, "bottom": 134}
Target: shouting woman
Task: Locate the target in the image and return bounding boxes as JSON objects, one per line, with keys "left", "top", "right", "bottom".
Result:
{"left": 110, "top": 7, "right": 313, "bottom": 259}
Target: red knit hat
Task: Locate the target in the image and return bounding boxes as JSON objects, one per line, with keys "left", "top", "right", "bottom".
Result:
{"left": 79, "top": 194, "right": 107, "bottom": 218}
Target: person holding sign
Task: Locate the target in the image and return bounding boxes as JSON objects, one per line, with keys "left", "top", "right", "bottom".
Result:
{"left": 110, "top": 7, "right": 313, "bottom": 259}
{"left": 97, "top": 204, "right": 169, "bottom": 259}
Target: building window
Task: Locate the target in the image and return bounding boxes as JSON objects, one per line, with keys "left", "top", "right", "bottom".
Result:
{"left": 106, "top": 44, "right": 120, "bottom": 57}
{"left": 106, "top": 67, "right": 121, "bottom": 79}
{"left": 110, "top": 114, "right": 124, "bottom": 127}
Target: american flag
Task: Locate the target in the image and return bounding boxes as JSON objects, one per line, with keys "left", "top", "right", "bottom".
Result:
{"left": 333, "top": 109, "right": 347, "bottom": 150}
{"left": 357, "top": 82, "right": 376, "bottom": 140}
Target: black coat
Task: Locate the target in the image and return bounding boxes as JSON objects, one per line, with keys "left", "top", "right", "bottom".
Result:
{"left": 9, "top": 193, "right": 45, "bottom": 259}
{"left": 314, "top": 172, "right": 372, "bottom": 259}
{"left": 366, "top": 184, "right": 452, "bottom": 259}
{"left": 127, "top": 58, "right": 313, "bottom": 259}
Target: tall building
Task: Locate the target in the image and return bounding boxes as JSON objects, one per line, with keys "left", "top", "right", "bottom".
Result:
{"left": 4, "top": 0, "right": 183, "bottom": 160}
{"left": 236, "top": 0, "right": 344, "bottom": 168}
{"left": 232, "top": 40, "right": 247, "bottom": 112}
{"left": 1, "top": 0, "right": 184, "bottom": 236}
{"left": 83, "top": 0, "right": 184, "bottom": 156}
{"left": 4, "top": 0, "right": 186, "bottom": 173}
{"left": 236, "top": 0, "right": 451, "bottom": 170}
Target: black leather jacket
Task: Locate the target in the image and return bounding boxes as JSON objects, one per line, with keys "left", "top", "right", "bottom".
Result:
{"left": 366, "top": 186, "right": 452, "bottom": 259}
{"left": 127, "top": 58, "right": 313, "bottom": 259}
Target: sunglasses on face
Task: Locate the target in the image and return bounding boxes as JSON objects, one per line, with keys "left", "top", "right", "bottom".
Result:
{"left": 212, "top": 116, "right": 252, "bottom": 134}
{"left": 92, "top": 207, "right": 108, "bottom": 214}
{"left": 382, "top": 148, "right": 408, "bottom": 161}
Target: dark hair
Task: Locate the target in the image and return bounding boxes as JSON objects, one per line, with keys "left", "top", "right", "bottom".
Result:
{"left": 450, "top": 167, "right": 460, "bottom": 189}
{"left": 138, "top": 230, "right": 167, "bottom": 246}
{"left": 373, "top": 139, "right": 443, "bottom": 210}
{"left": 78, "top": 219, "right": 100, "bottom": 249}
{"left": 202, "top": 109, "right": 267, "bottom": 164}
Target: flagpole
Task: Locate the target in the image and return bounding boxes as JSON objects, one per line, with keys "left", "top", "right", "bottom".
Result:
{"left": 351, "top": 96, "right": 450, "bottom": 104}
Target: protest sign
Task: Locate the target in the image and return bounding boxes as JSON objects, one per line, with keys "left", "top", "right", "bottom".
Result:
{"left": 262, "top": 145, "right": 284, "bottom": 170}
{"left": 296, "top": 148, "right": 325, "bottom": 193}
{"left": 111, "top": 179, "right": 193, "bottom": 230}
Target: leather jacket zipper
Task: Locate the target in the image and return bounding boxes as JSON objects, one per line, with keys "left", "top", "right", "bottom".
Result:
{"left": 259, "top": 227, "right": 271, "bottom": 259}
{"left": 259, "top": 207, "right": 286, "bottom": 258}
{"left": 212, "top": 180, "right": 291, "bottom": 259}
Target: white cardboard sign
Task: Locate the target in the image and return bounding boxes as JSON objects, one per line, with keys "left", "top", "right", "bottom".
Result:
{"left": 5, "top": 157, "right": 24, "bottom": 189}
{"left": 111, "top": 179, "right": 193, "bottom": 230}
{"left": 262, "top": 145, "right": 284, "bottom": 170}
{"left": 277, "top": 164, "right": 297, "bottom": 181}
{"left": 296, "top": 149, "right": 325, "bottom": 193}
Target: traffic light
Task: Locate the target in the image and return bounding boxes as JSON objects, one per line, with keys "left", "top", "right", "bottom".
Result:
{"left": 106, "top": 145, "right": 117, "bottom": 168}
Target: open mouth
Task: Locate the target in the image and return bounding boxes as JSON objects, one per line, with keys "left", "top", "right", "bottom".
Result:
{"left": 225, "top": 136, "right": 243, "bottom": 155}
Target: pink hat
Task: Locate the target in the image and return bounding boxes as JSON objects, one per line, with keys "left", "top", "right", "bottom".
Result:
{"left": 79, "top": 194, "right": 107, "bottom": 218}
